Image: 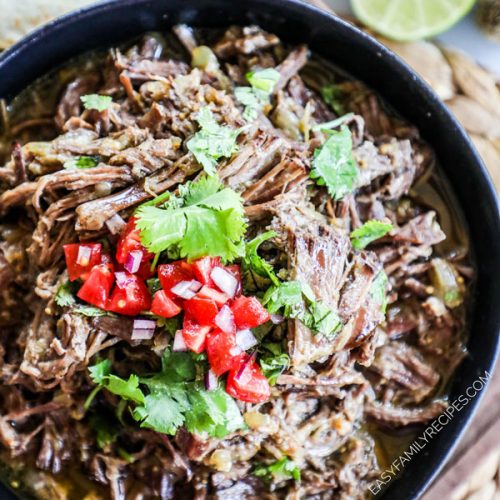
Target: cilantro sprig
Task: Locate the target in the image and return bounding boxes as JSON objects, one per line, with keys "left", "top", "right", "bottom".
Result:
{"left": 81, "top": 94, "right": 113, "bottom": 112}
{"left": 310, "top": 125, "right": 359, "bottom": 201}
{"left": 370, "top": 271, "right": 389, "bottom": 313}
{"left": 87, "top": 351, "right": 245, "bottom": 438}
{"left": 254, "top": 457, "right": 301, "bottom": 482}
{"left": 259, "top": 343, "right": 290, "bottom": 385}
{"left": 63, "top": 156, "right": 99, "bottom": 170}
{"left": 135, "top": 176, "right": 246, "bottom": 262}
{"left": 350, "top": 220, "right": 393, "bottom": 250}
{"left": 187, "top": 107, "right": 244, "bottom": 176}
{"left": 262, "top": 281, "right": 342, "bottom": 339}
{"left": 235, "top": 68, "right": 280, "bottom": 121}
{"left": 242, "top": 231, "right": 280, "bottom": 286}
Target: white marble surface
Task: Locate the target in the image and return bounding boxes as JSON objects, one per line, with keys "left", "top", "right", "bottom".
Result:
{"left": 326, "top": 0, "right": 500, "bottom": 76}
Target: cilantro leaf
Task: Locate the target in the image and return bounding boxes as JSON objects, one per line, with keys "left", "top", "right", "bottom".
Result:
{"left": 350, "top": 220, "right": 393, "bottom": 250}
{"left": 260, "top": 343, "right": 290, "bottom": 385}
{"left": 135, "top": 176, "right": 246, "bottom": 262}
{"left": 254, "top": 457, "right": 301, "bottom": 482}
{"left": 63, "top": 156, "right": 99, "bottom": 170}
{"left": 89, "top": 359, "right": 111, "bottom": 384}
{"left": 262, "top": 281, "right": 342, "bottom": 338}
{"left": 74, "top": 304, "right": 110, "bottom": 317}
{"left": 106, "top": 374, "right": 145, "bottom": 404}
{"left": 89, "top": 414, "right": 119, "bottom": 450}
{"left": 370, "top": 271, "right": 389, "bottom": 313}
{"left": 133, "top": 387, "right": 188, "bottom": 435}
{"left": 89, "top": 350, "right": 245, "bottom": 439}
{"left": 262, "top": 281, "right": 303, "bottom": 315}
{"left": 81, "top": 94, "right": 113, "bottom": 112}
{"left": 246, "top": 68, "right": 280, "bottom": 94}
{"left": 321, "top": 84, "right": 346, "bottom": 115}
{"left": 235, "top": 68, "right": 280, "bottom": 121}
{"left": 55, "top": 281, "right": 76, "bottom": 307}
{"left": 187, "top": 107, "right": 242, "bottom": 176}
{"left": 242, "top": 231, "right": 279, "bottom": 285}
{"left": 310, "top": 125, "right": 359, "bottom": 201}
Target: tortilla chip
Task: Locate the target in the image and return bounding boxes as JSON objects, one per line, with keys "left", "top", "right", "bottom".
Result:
{"left": 0, "top": 0, "right": 95, "bottom": 49}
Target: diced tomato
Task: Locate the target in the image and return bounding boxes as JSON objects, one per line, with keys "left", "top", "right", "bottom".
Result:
{"left": 197, "top": 285, "right": 229, "bottom": 307}
{"left": 116, "top": 217, "right": 154, "bottom": 266}
{"left": 64, "top": 243, "right": 102, "bottom": 281}
{"left": 158, "top": 261, "right": 194, "bottom": 294}
{"left": 231, "top": 296, "right": 270, "bottom": 330}
{"left": 108, "top": 273, "right": 151, "bottom": 316}
{"left": 191, "top": 256, "right": 220, "bottom": 286}
{"left": 206, "top": 329, "right": 242, "bottom": 375}
{"left": 77, "top": 263, "right": 114, "bottom": 309}
{"left": 184, "top": 296, "right": 219, "bottom": 326}
{"left": 226, "top": 355, "right": 271, "bottom": 403}
{"left": 136, "top": 259, "right": 155, "bottom": 280}
{"left": 182, "top": 316, "right": 211, "bottom": 353}
{"left": 151, "top": 290, "right": 182, "bottom": 318}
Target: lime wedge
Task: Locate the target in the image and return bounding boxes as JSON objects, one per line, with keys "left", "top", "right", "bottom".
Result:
{"left": 351, "top": 0, "right": 476, "bottom": 41}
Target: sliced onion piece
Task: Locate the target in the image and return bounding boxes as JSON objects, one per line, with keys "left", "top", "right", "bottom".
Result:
{"left": 132, "top": 318, "right": 156, "bottom": 340}
{"left": 214, "top": 305, "right": 235, "bottom": 334}
{"left": 105, "top": 213, "right": 126, "bottom": 235}
{"left": 204, "top": 369, "right": 218, "bottom": 391}
{"left": 171, "top": 280, "right": 202, "bottom": 299}
{"left": 76, "top": 245, "right": 92, "bottom": 266}
{"left": 236, "top": 329, "right": 258, "bottom": 351}
{"left": 115, "top": 271, "right": 133, "bottom": 289}
{"left": 210, "top": 267, "right": 238, "bottom": 298}
{"left": 270, "top": 314, "right": 284, "bottom": 324}
{"left": 234, "top": 353, "right": 255, "bottom": 382}
{"left": 173, "top": 330, "right": 188, "bottom": 351}
{"left": 124, "top": 250, "right": 142, "bottom": 274}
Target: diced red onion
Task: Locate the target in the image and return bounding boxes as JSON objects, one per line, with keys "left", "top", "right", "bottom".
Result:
{"left": 210, "top": 267, "right": 238, "bottom": 298}
{"left": 204, "top": 369, "right": 218, "bottom": 391}
{"left": 76, "top": 245, "right": 92, "bottom": 266}
{"left": 236, "top": 329, "right": 258, "bottom": 351}
{"left": 131, "top": 318, "right": 156, "bottom": 340}
{"left": 124, "top": 250, "right": 142, "bottom": 274}
{"left": 171, "top": 280, "right": 201, "bottom": 299}
{"left": 115, "top": 271, "right": 134, "bottom": 289}
{"left": 133, "top": 319, "right": 156, "bottom": 330}
{"left": 173, "top": 330, "right": 188, "bottom": 351}
{"left": 234, "top": 353, "right": 255, "bottom": 382}
{"left": 214, "top": 305, "right": 235, "bottom": 334}
{"left": 270, "top": 314, "right": 284, "bottom": 324}
{"left": 105, "top": 213, "right": 126, "bottom": 235}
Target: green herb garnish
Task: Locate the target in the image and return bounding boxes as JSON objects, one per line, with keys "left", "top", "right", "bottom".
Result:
{"left": 242, "top": 231, "right": 279, "bottom": 285}
{"left": 370, "top": 271, "right": 389, "bottom": 313}
{"left": 81, "top": 94, "right": 113, "bottom": 112}
{"left": 310, "top": 125, "right": 359, "bottom": 201}
{"left": 350, "top": 220, "right": 393, "bottom": 250}
{"left": 235, "top": 68, "right": 280, "bottom": 121}
{"left": 254, "top": 457, "right": 301, "bottom": 482}
{"left": 63, "top": 156, "right": 99, "bottom": 170}
{"left": 87, "top": 350, "right": 245, "bottom": 438}
{"left": 135, "top": 175, "right": 246, "bottom": 263}
{"left": 321, "top": 84, "right": 346, "bottom": 115}
{"left": 262, "top": 281, "right": 342, "bottom": 338}
{"left": 186, "top": 107, "right": 243, "bottom": 176}
{"left": 259, "top": 343, "right": 290, "bottom": 385}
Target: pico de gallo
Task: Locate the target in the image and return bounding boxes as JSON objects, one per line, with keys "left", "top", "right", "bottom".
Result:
{"left": 63, "top": 217, "right": 272, "bottom": 404}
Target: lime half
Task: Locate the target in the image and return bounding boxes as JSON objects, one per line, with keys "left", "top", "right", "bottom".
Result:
{"left": 351, "top": 0, "right": 476, "bottom": 41}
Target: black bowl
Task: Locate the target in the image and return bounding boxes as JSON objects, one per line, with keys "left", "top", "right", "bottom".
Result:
{"left": 1, "top": 0, "right": 499, "bottom": 498}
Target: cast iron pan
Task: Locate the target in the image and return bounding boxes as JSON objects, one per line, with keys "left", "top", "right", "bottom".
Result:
{"left": 0, "top": 1, "right": 499, "bottom": 498}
